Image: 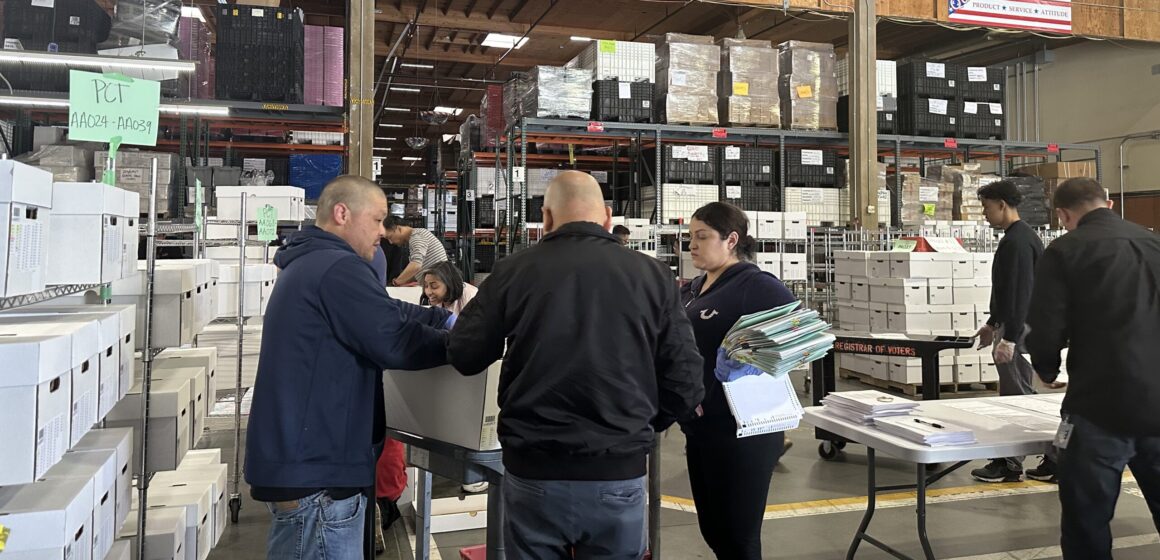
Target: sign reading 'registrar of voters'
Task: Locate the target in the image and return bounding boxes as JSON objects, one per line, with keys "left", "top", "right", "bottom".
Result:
{"left": 68, "top": 70, "right": 160, "bottom": 146}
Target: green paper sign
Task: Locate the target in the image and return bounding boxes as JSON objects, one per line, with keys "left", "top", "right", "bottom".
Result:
{"left": 194, "top": 178, "right": 205, "bottom": 233}
{"left": 257, "top": 205, "right": 278, "bottom": 241}
{"left": 922, "top": 203, "right": 937, "bottom": 217}
{"left": 892, "top": 239, "right": 918, "bottom": 252}
{"left": 68, "top": 70, "right": 160, "bottom": 147}
{"left": 598, "top": 40, "right": 617, "bottom": 54}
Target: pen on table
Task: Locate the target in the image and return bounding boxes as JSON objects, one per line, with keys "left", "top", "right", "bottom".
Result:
{"left": 914, "top": 418, "right": 945, "bottom": 429}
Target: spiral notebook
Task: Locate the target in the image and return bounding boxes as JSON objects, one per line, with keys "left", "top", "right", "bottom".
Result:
{"left": 722, "top": 374, "right": 804, "bottom": 438}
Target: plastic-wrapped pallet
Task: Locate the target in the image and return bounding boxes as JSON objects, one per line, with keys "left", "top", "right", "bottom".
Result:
{"left": 838, "top": 161, "right": 893, "bottom": 228}
{"left": 778, "top": 41, "right": 839, "bottom": 130}
{"left": 718, "top": 38, "right": 779, "bottom": 127}
{"left": 929, "top": 163, "right": 988, "bottom": 222}
{"left": 1005, "top": 176, "right": 1051, "bottom": 227}
{"left": 656, "top": 34, "right": 719, "bottom": 125}
{"left": 479, "top": 84, "right": 504, "bottom": 148}
{"left": 519, "top": 66, "right": 592, "bottom": 120}
{"left": 892, "top": 172, "right": 953, "bottom": 226}
{"left": 568, "top": 40, "right": 655, "bottom": 83}
{"left": 503, "top": 72, "right": 530, "bottom": 128}
{"left": 95, "top": 150, "right": 177, "bottom": 216}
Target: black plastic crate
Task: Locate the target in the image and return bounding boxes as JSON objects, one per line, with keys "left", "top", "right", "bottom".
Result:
{"left": 897, "top": 60, "right": 962, "bottom": 101}
{"left": 957, "top": 101, "right": 1005, "bottom": 139}
{"left": 592, "top": 80, "right": 654, "bottom": 123}
{"left": 720, "top": 184, "right": 776, "bottom": 211}
{"left": 474, "top": 242, "right": 497, "bottom": 273}
{"left": 898, "top": 97, "right": 960, "bottom": 137}
{"left": 960, "top": 65, "right": 1004, "bottom": 102}
{"left": 837, "top": 96, "right": 898, "bottom": 135}
{"left": 527, "top": 196, "right": 545, "bottom": 222}
{"left": 719, "top": 146, "right": 775, "bottom": 187}
{"left": 3, "top": 0, "right": 111, "bottom": 45}
{"left": 476, "top": 195, "right": 496, "bottom": 228}
{"left": 214, "top": 5, "right": 303, "bottom": 103}
{"left": 782, "top": 148, "right": 840, "bottom": 188}
{"left": 655, "top": 145, "right": 718, "bottom": 184}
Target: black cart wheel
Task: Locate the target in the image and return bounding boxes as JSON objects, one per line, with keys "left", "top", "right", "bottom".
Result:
{"left": 836, "top": 441, "right": 847, "bottom": 450}
{"left": 230, "top": 496, "right": 242, "bottom": 523}
{"left": 818, "top": 441, "right": 841, "bottom": 461}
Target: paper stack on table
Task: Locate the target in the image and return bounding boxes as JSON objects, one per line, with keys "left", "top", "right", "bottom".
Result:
{"left": 874, "top": 415, "right": 977, "bottom": 446}
{"left": 723, "top": 301, "right": 836, "bottom": 376}
{"left": 821, "top": 390, "right": 919, "bottom": 425}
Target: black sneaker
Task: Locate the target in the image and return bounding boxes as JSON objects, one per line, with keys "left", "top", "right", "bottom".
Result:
{"left": 377, "top": 498, "right": 402, "bottom": 532}
{"left": 1026, "top": 457, "right": 1058, "bottom": 483}
{"left": 971, "top": 459, "right": 1024, "bottom": 483}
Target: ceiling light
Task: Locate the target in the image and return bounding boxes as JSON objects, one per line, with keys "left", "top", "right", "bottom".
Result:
{"left": 0, "top": 50, "right": 196, "bottom": 72}
{"left": 0, "top": 95, "right": 69, "bottom": 108}
{"left": 570, "top": 36, "right": 594, "bottom": 42}
{"left": 400, "top": 63, "right": 435, "bottom": 69}
{"left": 390, "top": 87, "right": 420, "bottom": 93}
{"left": 181, "top": 6, "right": 206, "bottom": 21}
{"left": 433, "top": 106, "right": 463, "bottom": 116}
{"left": 374, "top": 136, "right": 397, "bottom": 141}
{"left": 481, "top": 33, "right": 529, "bottom": 50}
{"left": 383, "top": 107, "right": 410, "bottom": 112}
{"left": 0, "top": 95, "right": 229, "bottom": 115}
{"left": 374, "top": 147, "right": 392, "bottom": 151}
{"left": 402, "top": 157, "right": 423, "bottom": 161}
{"left": 159, "top": 104, "right": 230, "bottom": 116}
{"left": 379, "top": 123, "right": 404, "bottom": 128}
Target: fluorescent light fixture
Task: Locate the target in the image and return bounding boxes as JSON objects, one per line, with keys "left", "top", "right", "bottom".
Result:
{"left": 181, "top": 6, "right": 205, "bottom": 21}
{"left": 159, "top": 104, "right": 230, "bottom": 116}
{"left": 0, "top": 96, "right": 69, "bottom": 108}
{"left": 379, "top": 123, "right": 404, "bottom": 128}
{"left": 442, "top": 134, "right": 461, "bottom": 142}
{"left": 383, "top": 107, "right": 411, "bottom": 112}
{"left": 390, "top": 87, "right": 421, "bottom": 93}
{"left": 433, "top": 106, "right": 463, "bottom": 116}
{"left": 374, "top": 136, "right": 397, "bottom": 141}
{"left": 400, "top": 63, "right": 435, "bottom": 69}
{"left": 481, "top": 33, "right": 529, "bottom": 50}
{"left": 0, "top": 95, "right": 228, "bottom": 115}
{"left": 402, "top": 157, "right": 423, "bottom": 161}
{"left": 570, "top": 36, "right": 594, "bottom": 42}
{"left": 374, "top": 147, "right": 392, "bottom": 152}
{"left": 0, "top": 50, "right": 196, "bottom": 73}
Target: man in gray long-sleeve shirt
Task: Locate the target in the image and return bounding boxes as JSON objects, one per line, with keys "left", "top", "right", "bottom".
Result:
{"left": 971, "top": 180, "right": 1046, "bottom": 484}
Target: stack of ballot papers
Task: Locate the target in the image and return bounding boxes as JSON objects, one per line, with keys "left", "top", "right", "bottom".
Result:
{"left": 723, "top": 301, "right": 835, "bottom": 376}
{"left": 874, "top": 415, "right": 977, "bottom": 446}
{"left": 821, "top": 390, "right": 919, "bottom": 425}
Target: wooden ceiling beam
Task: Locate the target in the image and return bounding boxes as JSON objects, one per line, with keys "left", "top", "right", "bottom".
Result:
{"left": 486, "top": 0, "right": 504, "bottom": 20}
{"left": 464, "top": 0, "right": 479, "bottom": 17}
{"left": 374, "top": 4, "right": 632, "bottom": 39}
{"left": 426, "top": 26, "right": 439, "bottom": 50}
{"left": 508, "top": 0, "right": 531, "bottom": 21}
{"left": 445, "top": 30, "right": 459, "bottom": 51}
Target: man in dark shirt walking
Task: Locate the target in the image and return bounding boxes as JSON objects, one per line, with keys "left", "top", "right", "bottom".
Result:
{"left": 1027, "top": 178, "right": 1160, "bottom": 560}
{"left": 971, "top": 180, "right": 1047, "bottom": 483}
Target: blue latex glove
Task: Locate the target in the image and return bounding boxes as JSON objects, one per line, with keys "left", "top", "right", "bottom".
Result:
{"left": 444, "top": 313, "right": 458, "bottom": 330}
{"left": 714, "top": 347, "right": 763, "bottom": 383}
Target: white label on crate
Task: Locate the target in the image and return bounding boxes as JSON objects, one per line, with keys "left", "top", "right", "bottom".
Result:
{"left": 949, "top": 116, "right": 956, "bottom": 125}
{"left": 513, "top": 166, "right": 526, "bottom": 183}
{"left": 948, "top": 79, "right": 956, "bottom": 88}
{"left": 825, "top": 166, "right": 835, "bottom": 175}
{"left": 919, "top": 185, "right": 940, "bottom": 202}
{"left": 243, "top": 158, "right": 266, "bottom": 172}
{"left": 120, "top": 168, "right": 144, "bottom": 182}
{"left": 671, "top": 146, "right": 689, "bottom": 160}
{"left": 31, "top": 0, "right": 53, "bottom": 6}
{"left": 671, "top": 71, "right": 688, "bottom": 87}
{"left": 801, "top": 188, "right": 825, "bottom": 204}
{"left": 801, "top": 149, "right": 824, "bottom": 166}
{"left": 926, "top": 236, "right": 968, "bottom": 253}
{"left": 421, "top": 208, "right": 428, "bottom": 216}
{"left": 687, "top": 145, "right": 709, "bottom": 162}
{"left": 465, "top": 189, "right": 476, "bottom": 201}
{"left": 619, "top": 82, "right": 632, "bottom": 99}
{"left": 69, "top": 15, "right": 80, "bottom": 25}
{"left": 995, "top": 119, "right": 1002, "bottom": 127}
{"left": 885, "top": 113, "right": 893, "bottom": 121}
{"left": 993, "top": 83, "right": 1002, "bottom": 91}
{"left": 761, "top": 165, "right": 771, "bottom": 173}
{"left": 674, "top": 185, "right": 694, "bottom": 197}
{"left": 926, "top": 62, "right": 946, "bottom": 79}
{"left": 876, "top": 96, "right": 884, "bottom": 110}
{"left": 967, "top": 67, "right": 988, "bottom": 82}
{"left": 3, "top": 38, "right": 23, "bottom": 49}
{"left": 989, "top": 103, "right": 1003, "bottom": 115}
{"left": 590, "top": 171, "right": 608, "bottom": 183}
{"left": 726, "top": 185, "right": 742, "bottom": 199}
{"left": 928, "top": 98, "right": 948, "bottom": 115}
{"left": 252, "top": 8, "right": 264, "bottom": 17}
{"left": 725, "top": 146, "right": 741, "bottom": 160}
{"left": 642, "top": 100, "right": 651, "bottom": 109}
{"left": 964, "top": 102, "right": 978, "bottom": 115}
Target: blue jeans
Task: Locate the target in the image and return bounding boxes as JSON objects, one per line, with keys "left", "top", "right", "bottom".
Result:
{"left": 503, "top": 473, "right": 648, "bottom": 560}
{"left": 1058, "top": 413, "right": 1160, "bottom": 560}
{"left": 265, "top": 491, "right": 367, "bottom": 560}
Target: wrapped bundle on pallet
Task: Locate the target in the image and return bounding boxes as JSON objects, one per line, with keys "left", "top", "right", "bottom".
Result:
{"left": 891, "top": 171, "right": 953, "bottom": 226}
{"left": 519, "top": 66, "right": 593, "bottom": 120}
{"left": 778, "top": 41, "right": 839, "bottom": 130}
{"left": 718, "top": 38, "right": 779, "bottom": 127}
{"left": 655, "top": 34, "right": 720, "bottom": 125}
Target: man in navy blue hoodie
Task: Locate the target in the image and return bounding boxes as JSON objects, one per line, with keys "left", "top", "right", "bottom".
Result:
{"left": 244, "top": 176, "right": 452, "bottom": 560}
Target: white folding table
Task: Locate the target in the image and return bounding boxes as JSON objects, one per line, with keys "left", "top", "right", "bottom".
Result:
{"left": 803, "top": 394, "right": 1064, "bottom": 560}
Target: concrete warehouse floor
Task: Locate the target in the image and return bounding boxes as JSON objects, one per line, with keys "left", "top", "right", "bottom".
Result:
{"left": 193, "top": 324, "right": 1160, "bottom": 560}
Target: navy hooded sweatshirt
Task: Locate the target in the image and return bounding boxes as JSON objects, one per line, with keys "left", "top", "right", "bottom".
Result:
{"left": 680, "top": 262, "right": 798, "bottom": 434}
{"left": 244, "top": 226, "right": 451, "bottom": 495}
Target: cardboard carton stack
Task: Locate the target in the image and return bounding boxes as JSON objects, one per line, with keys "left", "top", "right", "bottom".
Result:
{"left": 718, "top": 38, "right": 779, "bottom": 127}
{"left": 656, "top": 34, "right": 720, "bottom": 125}
{"left": 778, "top": 41, "right": 839, "bottom": 130}
{"left": 891, "top": 171, "right": 954, "bottom": 226}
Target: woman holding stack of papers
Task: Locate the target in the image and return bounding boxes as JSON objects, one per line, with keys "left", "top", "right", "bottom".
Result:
{"left": 678, "top": 202, "right": 799, "bottom": 560}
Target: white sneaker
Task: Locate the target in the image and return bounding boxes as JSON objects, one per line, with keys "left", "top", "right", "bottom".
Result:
{"left": 461, "top": 482, "right": 489, "bottom": 493}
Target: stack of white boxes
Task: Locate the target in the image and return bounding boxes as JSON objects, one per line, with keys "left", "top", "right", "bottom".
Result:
{"left": 45, "top": 181, "right": 138, "bottom": 286}
{"left": 0, "top": 161, "right": 53, "bottom": 298}
{"left": 833, "top": 247, "right": 997, "bottom": 387}
{"left": 215, "top": 185, "right": 307, "bottom": 223}
{"left": 749, "top": 211, "right": 808, "bottom": 281}
{"left": 95, "top": 150, "right": 177, "bottom": 216}
{"left": 567, "top": 39, "right": 656, "bottom": 84}
{"left": 217, "top": 263, "right": 278, "bottom": 318}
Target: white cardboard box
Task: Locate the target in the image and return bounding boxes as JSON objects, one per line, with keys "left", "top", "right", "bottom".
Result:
{"left": 121, "top": 191, "right": 140, "bottom": 280}
{"left": 869, "top": 302, "right": 890, "bottom": 332}
{"left": 980, "top": 359, "right": 1000, "bottom": 383}
{"left": 204, "top": 244, "right": 276, "bottom": 263}
{"left": 0, "top": 476, "right": 94, "bottom": 559}
{"left": 150, "top": 366, "right": 207, "bottom": 448}
{"left": 217, "top": 264, "right": 265, "bottom": 318}
{"left": 0, "top": 160, "right": 53, "bottom": 297}
{"left": 868, "top": 252, "right": 893, "bottom": 278}
{"left": 120, "top": 506, "right": 185, "bottom": 560}
{"left": 952, "top": 278, "right": 992, "bottom": 305}
{"left": 137, "top": 485, "right": 212, "bottom": 560}
{"left": 153, "top": 465, "right": 228, "bottom": 547}
{"left": 0, "top": 323, "right": 74, "bottom": 485}
{"left": 107, "top": 264, "right": 195, "bottom": 349}
{"left": 42, "top": 449, "right": 118, "bottom": 560}
{"left": 782, "top": 211, "right": 808, "bottom": 239}
{"left": 754, "top": 252, "right": 781, "bottom": 275}
{"left": 216, "top": 185, "right": 306, "bottom": 223}
{"left": 106, "top": 378, "right": 191, "bottom": 474}
{"left": 155, "top": 348, "right": 218, "bottom": 422}
{"left": 927, "top": 279, "right": 954, "bottom": 305}
{"left": 869, "top": 278, "right": 928, "bottom": 306}
{"left": 949, "top": 254, "right": 975, "bottom": 279}
{"left": 834, "top": 251, "right": 873, "bottom": 277}
{"left": 756, "top": 211, "right": 782, "bottom": 240}
{"left": 851, "top": 277, "right": 870, "bottom": 301}
{"left": 887, "top": 305, "right": 953, "bottom": 333}
{"left": 954, "top": 356, "right": 982, "bottom": 383}
{"left": 383, "top": 362, "right": 501, "bottom": 451}
{"left": 868, "top": 358, "right": 890, "bottom": 380}
{"left": 835, "top": 275, "right": 852, "bottom": 300}
{"left": 973, "top": 254, "right": 994, "bottom": 278}
{"left": 836, "top": 302, "right": 870, "bottom": 330}
{"left": 781, "top": 253, "right": 807, "bottom": 281}
{"left": 108, "top": 539, "right": 131, "bottom": 560}
{"left": 71, "top": 428, "right": 134, "bottom": 533}
{"left": 889, "top": 358, "right": 953, "bottom": 385}
{"left": 889, "top": 252, "right": 955, "bottom": 279}
{"left": 178, "top": 450, "right": 221, "bottom": 468}
{"left": 46, "top": 182, "right": 126, "bottom": 285}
